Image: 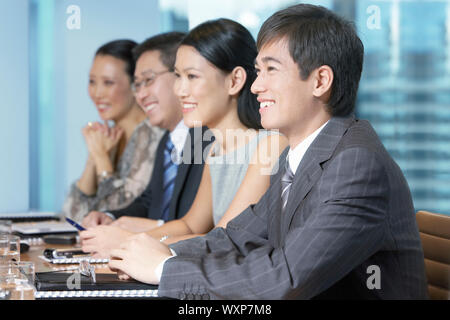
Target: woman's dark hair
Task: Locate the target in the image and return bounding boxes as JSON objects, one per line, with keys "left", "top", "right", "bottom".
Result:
{"left": 95, "top": 39, "right": 138, "bottom": 81}
{"left": 181, "top": 19, "right": 262, "bottom": 130}
{"left": 257, "top": 4, "right": 364, "bottom": 117}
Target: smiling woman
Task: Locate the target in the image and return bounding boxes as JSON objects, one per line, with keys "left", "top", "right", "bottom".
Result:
{"left": 62, "top": 40, "right": 164, "bottom": 222}
{"left": 135, "top": 18, "right": 288, "bottom": 242}
{"left": 88, "top": 54, "right": 136, "bottom": 122}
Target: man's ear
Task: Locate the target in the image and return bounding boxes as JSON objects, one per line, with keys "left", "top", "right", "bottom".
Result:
{"left": 227, "top": 66, "right": 247, "bottom": 96}
{"left": 312, "top": 65, "right": 333, "bottom": 99}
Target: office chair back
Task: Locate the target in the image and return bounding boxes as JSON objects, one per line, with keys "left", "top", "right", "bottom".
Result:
{"left": 416, "top": 210, "right": 450, "bottom": 300}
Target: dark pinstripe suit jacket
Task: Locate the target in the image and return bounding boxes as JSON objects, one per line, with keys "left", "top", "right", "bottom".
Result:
{"left": 159, "top": 116, "right": 428, "bottom": 300}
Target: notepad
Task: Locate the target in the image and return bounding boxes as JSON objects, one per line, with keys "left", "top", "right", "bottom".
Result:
{"left": 35, "top": 289, "right": 158, "bottom": 299}
{"left": 39, "top": 255, "right": 109, "bottom": 264}
{"left": 35, "top": 272, "right": 159, "bottom": 299}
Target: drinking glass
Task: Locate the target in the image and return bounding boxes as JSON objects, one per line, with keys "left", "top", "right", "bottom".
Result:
{"left": 0, "top": 220, "right": 12, "bottom": 235}
{"left": 0, "top": 235, "right": 20, "bottom": 265}
{"left": 0, "top": 262, "right": 35, "bottom": 300}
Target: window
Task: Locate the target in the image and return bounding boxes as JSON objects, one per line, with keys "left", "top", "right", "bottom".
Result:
{"left": 2, "top": 0, "right": 449, "bottom": 215}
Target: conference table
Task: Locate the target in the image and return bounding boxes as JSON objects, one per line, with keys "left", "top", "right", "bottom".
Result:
{"left": 21, "top": 241, "right": 112, "bottom": 274}
{"left": 17, "top": 236, "right": 165, "bottom": 300}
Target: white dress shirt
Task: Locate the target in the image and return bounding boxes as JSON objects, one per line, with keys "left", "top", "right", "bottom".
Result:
{"left": 170, "top": 120, "right": 190, "bottom": 160}
{"left": 156, "top": 121, "right": 329, "bottom": 281}
{"left": 287, "top": 121, "right": 329, "bottom": 173}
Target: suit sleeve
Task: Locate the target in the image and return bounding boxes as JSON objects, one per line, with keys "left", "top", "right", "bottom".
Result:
{"left": 158, "top": 147, "right": 389, "bottom": 299}
{"left": 109, "top": 132, "right": 168, "bottom": 219}
{"left": 109, "top": 181, "right": 152, "bottom": 219}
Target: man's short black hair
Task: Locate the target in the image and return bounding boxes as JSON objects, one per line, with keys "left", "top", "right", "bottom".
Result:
{"left": 257, "top": 4, "right": 364, "bottom": 116}
{"left": 132, "top": 32, "right": 186, "bottom": 71}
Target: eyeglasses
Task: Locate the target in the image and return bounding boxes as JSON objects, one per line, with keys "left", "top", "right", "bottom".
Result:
{"left": 132, "top": 70, "right": 172, "bottom": 93}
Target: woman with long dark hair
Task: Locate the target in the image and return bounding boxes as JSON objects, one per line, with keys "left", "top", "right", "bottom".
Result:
{"left": 145, "top": 18, "right": 287, "bottom": 242}
{"left": 62, "top": 40, "right": 164, "bottom": 222}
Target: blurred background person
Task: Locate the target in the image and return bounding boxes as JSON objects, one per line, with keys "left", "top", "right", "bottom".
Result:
{"left": 81, "top": 32, "right": 208, "bottom": 231}
{"left": 62, "top": 39, "right": 164, "bottom": 222}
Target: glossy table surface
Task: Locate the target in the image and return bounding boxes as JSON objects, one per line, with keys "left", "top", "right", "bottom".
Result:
{"left": 21, "top": 242, "right": 113, "bottom": 274}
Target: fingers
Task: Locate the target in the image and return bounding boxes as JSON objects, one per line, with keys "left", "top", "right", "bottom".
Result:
{"left": 83, "top": 121, "right": 101, "bottom": 131}
{"left": 82, "top": 125, "right": 94, "bottom": 142}
{"left": 79, "top": 234, "right": 97, "bottom": 252}
{"left": 81, "top": 224, "right": 113, "bottom": 237}
{"left": 92, "top": 251, "right": 108, "bottom": 259}
{"left": 80, "top": 245, "right": 96, "bottom": 254}
{"left": 79, "top": 230, "right": 96, "bottom": 240}
{"left": 81, "top": 218, "right": 94, "bottom": 229}
{"left": 109, "top": 220, "right": 122, "bottom": 229}
{"left": 80, "top": 234, "right": 98, "bottom": 253}
{"left": 83, "top": 122, "right": 101, "bottom": 142}
{"left": 110, "top": 248, "right": 125, "bottom": 259}
{"left": 97, "top": 121, "right": 111, "bottom": 138}
{"left": 99, "top": 214, "right": 113, "bottom": 225}
{"left": 81, "top": 218, "right": 95, "bottom": 229}
{"left": 108, "top": 259, "right": 125, "bottom": 273}
{"left": 104, "top": 120, "right": 110, "bottom": 135}
{"left": 109, "top": 249, "right": 127, "bottom": 274}
{"left": 90, "top": 122, "right": 102, "bottom": 131}
{"left": 118, "top": 273, "right": 131, "bottom": 281}
{"left": 85, "top": 122, "right": 106, "bottom": 140}
{"left": 82, "top": 211, "right": 107, "bottom": 228}
{"left": 110, "top": 248, "right": 127, "bottom": 259}
{"left": 110, "top": 216, "right": 128, "bottom": 229}
{"left": 83, "top": 122, "right": 93, "bottom": 131}
{"left": 81, "top": 216, "right": 90, "bottom": 229}
{"left": 81, "top": 234, "right": 111, "bottom": 257}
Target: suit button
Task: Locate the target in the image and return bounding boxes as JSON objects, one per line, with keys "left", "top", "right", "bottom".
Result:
{"left": 201, "top": 294, "right": 210, "bottom": 300}
{"left": 179, "top": 293, "right": 186, "bottom": 300}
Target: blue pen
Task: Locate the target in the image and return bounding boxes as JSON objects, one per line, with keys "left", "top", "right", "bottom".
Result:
{"left": 65, "top": 217, "right": 86, "bottom": 231}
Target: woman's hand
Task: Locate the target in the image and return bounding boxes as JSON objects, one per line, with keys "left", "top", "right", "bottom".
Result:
{"left": 82, "top": 211, "right": 114, "bottom": 228}
{"left": 79, "top": 225, "right": 134, "bottom": 258}
{"left": 82, "top": 122, "right": 124, "bottom": 161}
{"left": 110, "top": 217, "right": 160, "bottom": 233}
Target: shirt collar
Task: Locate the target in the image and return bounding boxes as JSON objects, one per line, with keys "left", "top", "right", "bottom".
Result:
{"left": 287, "top": 120, "right": 329, "bottom": 174}
{"left": 169, "top": 120, "right": 189, "bottom": 156}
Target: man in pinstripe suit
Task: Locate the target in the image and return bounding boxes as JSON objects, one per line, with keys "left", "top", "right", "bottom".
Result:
{"left": 110, "top": 4, "right": 428, "bottom": 299}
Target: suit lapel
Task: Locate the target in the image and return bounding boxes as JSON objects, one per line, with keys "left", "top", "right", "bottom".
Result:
{"left": 150, "top": 132, "right": 169, "bottom": 216}
{"left": 167, "top": 127, "right": 205, "bottom": 221}
{"left": 280, "top": 116, "right": 356, "bottom": 235}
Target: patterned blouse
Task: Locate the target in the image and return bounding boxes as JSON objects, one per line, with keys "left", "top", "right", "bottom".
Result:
{"left": 62, "top": 120, "right": 165, "bottom": 222}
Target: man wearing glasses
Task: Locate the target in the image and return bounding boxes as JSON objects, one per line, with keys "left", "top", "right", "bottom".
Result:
{"left": 80, "top": 33, "right": 211, "bottom": 257}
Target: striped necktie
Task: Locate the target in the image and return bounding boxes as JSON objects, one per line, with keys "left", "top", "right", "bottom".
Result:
{"left": 161, "top": 137, "right": 178, "bottom": 222}
{"left": 281, "top": 159, "right": 295, "bottom": 212}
